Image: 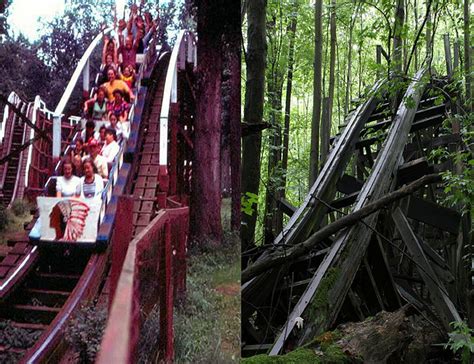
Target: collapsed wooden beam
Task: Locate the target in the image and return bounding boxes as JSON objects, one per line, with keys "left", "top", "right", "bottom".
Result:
{"left": 392, "top": 207, "right": 462, "bottom": 331}
{"left": 241, "top": 173, "right": 441, "bottom": 283}
{"left": 268, "top": 69, "right": 429, "bottom": 354}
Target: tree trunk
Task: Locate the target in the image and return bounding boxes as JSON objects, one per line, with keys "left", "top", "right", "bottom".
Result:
{"left": 392, "top": 0, "right": 405, "bottom": 75}
{"left": 464, "top": 0, "right": 472, "bottom": 112}
{"left": 241, "top": 0, "right": 266, "bottom": 254}
{"left": 190, "top": 0, "right": 225, "bottom": 245}
{"left": 222, "top": 1, "right": 241, "bottom": 231}
{"left": 321, "top": 0, "right": 336, "bottom": 166}
{"left": 344, "top": 1, "right": 358, "bottom": 116}
{"left": 309, "top": 0, "right": 323, "bottom": 186}
{"left": 281, "top": 1, "right": 299, "bottom": 198}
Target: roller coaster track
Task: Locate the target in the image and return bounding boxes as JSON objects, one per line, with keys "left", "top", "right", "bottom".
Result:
{"left": 242, "top": 69, "right": 471, "bottom": 356}
{"left": 0, "top": 28, "right": 196, "bottom": 363}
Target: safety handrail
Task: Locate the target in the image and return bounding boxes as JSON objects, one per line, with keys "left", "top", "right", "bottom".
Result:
{"left": 159, "top": 30, "right": 197, "bottom": 166}
{"left": 0, "top": 91, "right": 20, "bottom": 142}
{"left": 54, "top": 27, "right": 113, "bottom": 116}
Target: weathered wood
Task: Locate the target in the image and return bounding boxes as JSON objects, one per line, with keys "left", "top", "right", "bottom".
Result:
{"left": 277, "top": 198, "right": 297, "bottom": 217}
{"left": 392, "top": 207, "right": 462, "bottom": 331}
{"left": 406, "top": 196, "right": 460, "bottom": 234}
{"left": 270, "top": 70, "right": 428, "bottom": 353}
{"left": 397, "top": 157, "right": 434, "bottom": 186}
{"left": 336, "top": 174, "right": 363, "bottom": 194}
{"left": 242, "top": 173, "right": 441, "bottom": 284}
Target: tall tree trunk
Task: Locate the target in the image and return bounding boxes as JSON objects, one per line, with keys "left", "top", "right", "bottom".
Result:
{"left": 321, "top": 0, "right": 337, "bottom": 166}
{"left": 191, "top": 0, "right": 226, "bottom": 245}
{"left": 241, "top": 0, "right": 266, "bottom": 255}
{"left": 425, "top": 0, "right": 432, "bottom": 60}
{"left": 221, "top": 1, "right": 241, "bottom": 231}
{"left": 344, "top": 1, "right": 358, "bottom": 116}
{"left": 309, "top": 0, "right": 323, "bottom": 186}
{"left": 263, "top": 78, "right": 283, "bottom": 245}
{"left": 414, "top": 0, "right": 419, "bottom": 70}
{"left": 464, "top": 0, "right": 472, "bottom": 112}
{"left": 392, "top": 0, "right": 405, "bottom": 75}
{"left": 282, "top": 1, "right": 299, "bottom": 198}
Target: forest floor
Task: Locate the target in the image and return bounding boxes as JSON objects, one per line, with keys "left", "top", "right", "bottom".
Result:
{"left": 173, "top": 198, "right": 241, "bottom": 363}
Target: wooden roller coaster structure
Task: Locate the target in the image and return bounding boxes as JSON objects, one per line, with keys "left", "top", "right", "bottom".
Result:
{"left": 242, "top": 64, "right": 471, "bottom": 357}
{"left": 0, "top": 25, "right": 197, "bottom": 364}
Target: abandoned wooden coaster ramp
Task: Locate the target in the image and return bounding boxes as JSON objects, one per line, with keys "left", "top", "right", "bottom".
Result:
{"left": 0, "top": 28, "right": 196, "bottom": 363}
{"left": 241, "top": 68, "right": 471, "bottom": 357}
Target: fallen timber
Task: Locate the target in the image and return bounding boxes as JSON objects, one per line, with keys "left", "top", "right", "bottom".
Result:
{"left": 241, "top": 69, "right": 470, "bottom": 357}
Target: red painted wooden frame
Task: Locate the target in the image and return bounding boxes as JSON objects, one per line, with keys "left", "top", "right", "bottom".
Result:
{"left": 98, "top": 207, "right": 188, "bottom": 364}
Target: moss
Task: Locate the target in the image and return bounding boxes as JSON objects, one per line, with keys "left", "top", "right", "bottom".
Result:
{"left": 242, "top": 343, "right": 353, "bottom": 364}
{"left": 241, "top": 349, "right": 320, "bottom": 364}
{"left": 306, "top": 267, "right": 341, "bottom": 323}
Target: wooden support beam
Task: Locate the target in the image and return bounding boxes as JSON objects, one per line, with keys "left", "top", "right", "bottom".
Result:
{"left": 397, "top": 157, "right": 434, "bottom": 186}
{"left": 337, "top": 174, "right": 363, "bottom": 195}
{"left": 392, "top": 207, "right": 462, "bottom": 331}
{"left": 406, "top": 196, "right": 460, "bottom": 234}
{"left": 277, "top": 198, "right": 297, "bottom": 217}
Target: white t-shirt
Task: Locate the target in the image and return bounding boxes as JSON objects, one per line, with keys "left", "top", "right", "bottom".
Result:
{"left": 56, "top": 176, "right": 81, "bottom": 197}
{"left": 101, "top": 141, "right": 120, "bottom": 163}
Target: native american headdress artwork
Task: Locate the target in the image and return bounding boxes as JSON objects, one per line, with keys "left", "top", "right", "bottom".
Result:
{"left": 49, "top": 200, "right": 90, "bottom": 241}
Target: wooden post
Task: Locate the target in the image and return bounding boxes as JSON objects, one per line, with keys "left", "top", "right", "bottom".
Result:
{"left": 159, "top": 220, "right": 174, "bottom": 362}
{"left": 169, "top": 103, "right": 179, "bottom": 196}
{"left": 83, "top": 58, "right": 90, "bottom": 99}
{"left": 392, "top": 207, "right": 462, "bottom": 331}
{"left": 109, "top": 195, "right": 134, "bottom": 309}
{"left": 52, "top": 115, "right": 61, "bottom": 163}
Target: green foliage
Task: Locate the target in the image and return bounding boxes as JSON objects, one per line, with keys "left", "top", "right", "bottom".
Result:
{"left": 242, "top": 192, "right": 259, "bottom": 216}
{"left": 430, "top": 113, "right": 474, "bottom": 214}
{"left": 444, "top": 321, "right": 474, "bottom": 364}
{"left": 65, "top": 305, "right": 107, "bottom": 364}
{"left": 10, "top": 199, "right": 31, "bottom": 217}
{"left": 0, "top": 37, "right": 51, "bottom": 101}
{"left": 174, "top": 236, "right": 240, "bottom": 363}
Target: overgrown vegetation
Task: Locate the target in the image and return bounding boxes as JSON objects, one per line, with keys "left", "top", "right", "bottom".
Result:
{"left": 0, "top": 199, "right": 32, "bottom": 244}
{"left": 174, "top": 232, "right": 240, "bottom": 363}
{"left": 445, "top": 321, "right": 474, "bottom": 364}
{"left": 65, "top": 304, "right": 107, "bottom": 364}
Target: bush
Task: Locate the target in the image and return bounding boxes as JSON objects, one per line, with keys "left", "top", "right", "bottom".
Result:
{"left": 65, "top": 304, "right": 107, "bottom": 364}
{"left": 0, "top": 205, "right": 8, "bottom": 231}
{"left": 11, "top": 199, "right": 31, "bottom": 217}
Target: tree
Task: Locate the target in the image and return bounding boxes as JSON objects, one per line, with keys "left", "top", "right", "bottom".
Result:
{"left": 0, "top": 37, "right": 51, "bottom": 101}
{"left": 241, "top": 0, "right": 267, "bottom": 255}
{"left": 309, "top": 0, "right": 323, "bottom": 185}
{"left": 221, "top": 0, "right": 241, "bottom": 232}
{"left": 321, "top": 0, "right": 336, "bottom": 166}
{"left": 0, "top": 0, "right": 12, "bottom": 40}
{"left": 281, "top": 0, "right": 299, "bottom": 198}
{"left": 190, "top": 0, "right": 228, "bottom": 245}
{"left": 464, "top": 0, "right": 472, "bottom": 112}
{"left": 38, "top": 0, "right": 114, "bottom": 111}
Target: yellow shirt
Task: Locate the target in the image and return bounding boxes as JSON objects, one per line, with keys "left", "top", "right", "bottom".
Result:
{"left": 103, "top": 80, "right": 131, "bottom": 102}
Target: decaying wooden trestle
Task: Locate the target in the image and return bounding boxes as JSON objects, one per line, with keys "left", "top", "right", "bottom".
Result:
{"left": 241, "top": 68, "right": 471, "bottom": 356}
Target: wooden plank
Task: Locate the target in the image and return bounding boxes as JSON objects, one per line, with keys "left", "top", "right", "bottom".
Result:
{"left": 397, "top": 157, "right": 434, "bottom": 186}
{"left": 277, "top": 198, "right": 297, "bottom": 217}
{"left": 392, "top": 207, "right": 461, "bottom": 331}
{"left": 336, "top": 174, "right": 363, "bottom": 194}
{"left": 406, "top": 196, "right": 460, "bottom": 234}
